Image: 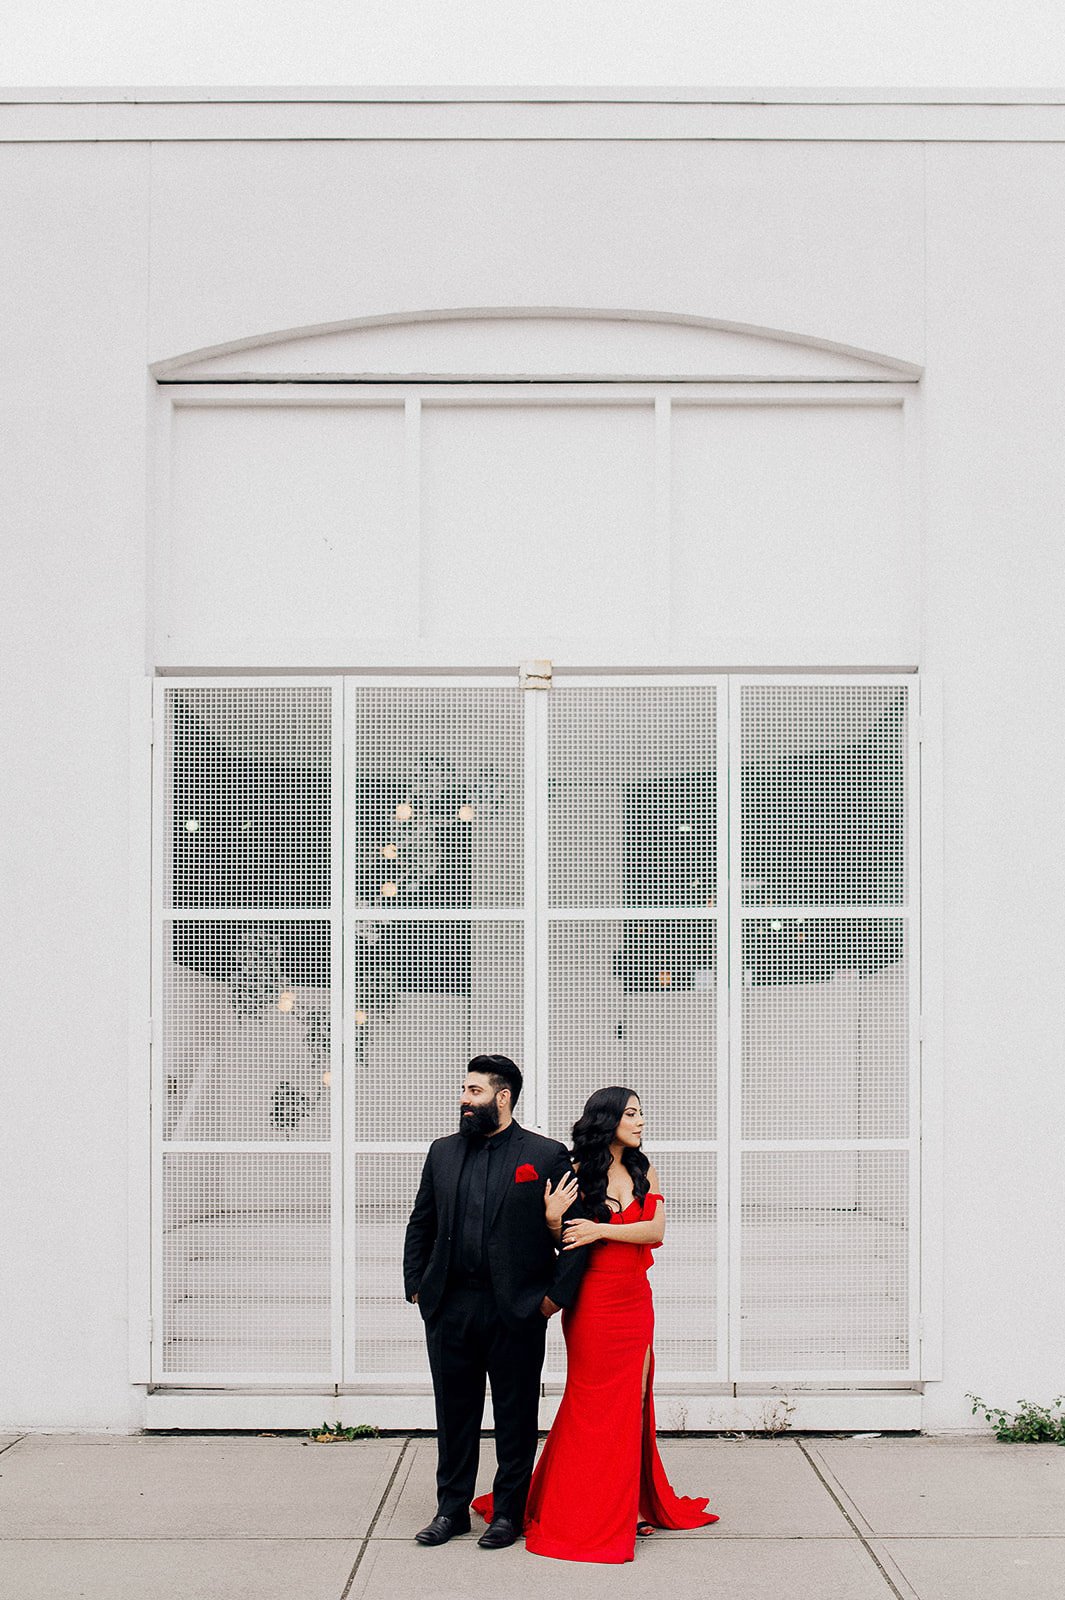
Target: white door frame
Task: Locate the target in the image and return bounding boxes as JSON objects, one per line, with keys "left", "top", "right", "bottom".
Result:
{"left": 134, "top": 666, "right": 936, "bottom": 1429}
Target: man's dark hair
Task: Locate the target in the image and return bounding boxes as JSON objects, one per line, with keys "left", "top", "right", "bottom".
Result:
{"left": 467, "top": 1053, "right": 522, "bottom": 1107}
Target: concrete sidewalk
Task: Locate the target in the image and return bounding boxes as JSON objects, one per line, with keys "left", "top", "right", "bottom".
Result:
{"left": 1, "top": 1432, "right": 1062, "bottom": 1599}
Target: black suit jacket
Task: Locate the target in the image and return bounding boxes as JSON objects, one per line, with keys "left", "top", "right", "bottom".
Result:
{"left": 403, "top": 1122, "right": 588, "bottom": 1329}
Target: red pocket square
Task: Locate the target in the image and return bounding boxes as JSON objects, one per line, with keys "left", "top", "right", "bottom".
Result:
{"left": 514, "top": 1164, "right": 539, "bottom": 1184}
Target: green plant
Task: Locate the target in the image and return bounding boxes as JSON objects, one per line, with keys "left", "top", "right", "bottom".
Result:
{"left": 966, "top": 1393, "right": 1065, "bottom": 1443}
{"left": 309, "top": 1419, "right": 381, "bottom": 1442}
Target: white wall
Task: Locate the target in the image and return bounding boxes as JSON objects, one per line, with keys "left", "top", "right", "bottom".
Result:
{"left": 3, "top": 102, "right": 1064, "bottom": 1431}
{"left": 146, "top": 140, "right": 924, "bottom": 368}
{"left": 159, "top": 392, "right": 912, "bottom": 667}
{"left": 0, "top": 143, "right": 151, "bottom": 1429}
{"left": 920, "top": 143, "right": 1065, "bottom": 1428}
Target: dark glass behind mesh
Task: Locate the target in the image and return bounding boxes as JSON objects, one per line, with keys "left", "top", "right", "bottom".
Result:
{"left": 621, "top": 769, "right": 718, "bottom": 908}
{"left": 742, "top": 917, "right": 904, "bottom": 987}
{"left": 741, "top": 692, "right": 906, "bottom": 907}
{"left": 349, "top": 776, "right": 472, "bottom": 910}
{"left": 170, "top": 698, "right": 330, "bottom": 910}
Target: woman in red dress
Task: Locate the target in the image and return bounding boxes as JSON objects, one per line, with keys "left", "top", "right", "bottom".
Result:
{"left": 474, "top": 1086, "right": 719, "bottom": 1563}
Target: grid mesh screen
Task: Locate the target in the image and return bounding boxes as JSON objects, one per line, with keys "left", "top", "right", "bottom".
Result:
{"left": 348, "top": 687, "right": 523, "bottom": 910}
{"left": 166, "top": 686, "right": 332, "bottom": 910}
{"left": 740, "top": 1150, "right": 909, "bottom": 1373}
{"left": 547, "top": 920, "right": 717, "bottom": 1142}
{"left": 351, "top": 1151, "right": 433, "bottom": 1378}
{"left": 742, "top": 918, "right": 908, "bottom": 1140}
{"left": 549, "top": 686, "right": 717, "bottom": 908}
{"left": 163, "top": 919, "right": 332, "bottom": 1141}
{"left": 344, "top": 686, "right": 525, "bottom": 1382}
{"left": 350, "top": 920, "right": 524, "bottom": 1143}
{"left": 153, "top": 676, "right": 915, "bottom": 1388}
{"left": 646, "top": 1151, "right": 717, "bottom": 1376}
{"left": 162, "top": 1152, "right": 331, "bottom": 1375}
{"left": 740, "top": 684, "right": 907, "bottom": 908}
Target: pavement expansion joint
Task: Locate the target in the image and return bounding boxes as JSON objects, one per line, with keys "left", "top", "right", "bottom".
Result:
{"left": 340, "top": 1435, "right": 412, "bottom": 1600}
{"left": 797, "top": 1439, "right": 909, "bottom": 1600}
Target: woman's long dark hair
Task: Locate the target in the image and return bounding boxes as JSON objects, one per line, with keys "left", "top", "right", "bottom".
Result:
{"left": 570, "top": 1086, "right": 649, "bottom": 1222}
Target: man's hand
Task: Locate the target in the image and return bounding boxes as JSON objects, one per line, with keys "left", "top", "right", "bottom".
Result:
{"left": 540, "top": 1295, "right": 561, "bottom": 1318}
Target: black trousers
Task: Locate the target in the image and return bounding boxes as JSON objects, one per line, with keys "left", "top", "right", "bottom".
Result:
{"left": 425, "top": 1285, "right": 547, "bottom": 1524}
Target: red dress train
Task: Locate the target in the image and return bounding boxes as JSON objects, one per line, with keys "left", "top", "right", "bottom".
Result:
{"left": 473, "top": 1192, "right": 719, "bottom": 1563}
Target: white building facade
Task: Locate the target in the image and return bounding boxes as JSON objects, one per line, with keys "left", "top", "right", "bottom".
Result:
{"left": 3, "top": 89, "right": 1062, "bottom": 1435}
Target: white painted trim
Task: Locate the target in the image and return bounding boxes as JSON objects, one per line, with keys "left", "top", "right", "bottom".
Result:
{"left": 715, "top": 678, "right": 731, "bottom": 1380}
{"left": 153, "top": 309, "right": 918, "bottom": 384}
{"left": 727, "top": 676, "right": 743, "bottom": 1382}
{"left": 340, "top": 678, "right": 357, "bottom": 1385}
{"left": 403, "top": 399, "right": 423, "bottom": 640}
{"left": 533, "top": 690, "right": 550, "bottom": 1132}
{"left": 146, "top": 669, "right": 930, "bottom": 1405}
{"left": 142, "top": 1387, "right": 924, "bottom": 1434}
{"left": 10, "top": 88, "right": 1065, "bottom": 104}
{"left": 551, "top": 672, "right": 729, "bottom": 688}
{"left": 155, "top": 646, "right": 924, "bottom": 673}
{"left": 7, "top": 87, "right": 1065, "bottom": 105}
{"left": 329, "top": 679, "right": 345, "bottom": 1386}
{"left": 9, "top": 95, "right": 1065, "bottom": 144}
{"left": 149, "top": 389, "right": 175, "bottom": 672}
{"left": 316, "top": 907, "right": 527, "bottom": 921}
{"left": 917, "top": 671, "right": 945, "bottom": 1380}
{"left": 739, "top": 1140, "right": 912, "bottom": 1151}
{"left": 547, "top": 906, "right": 719, "bottom": 920}
{"left": 651, "top": 397, "right": 672, "bottom": 642}
{"left": 163, "top": 1142, "right": 334, "bottom": 1154}
{"left": 906, "top": 670, "right": 924, "bottom": 1383}
{"left": 127, "top": 676, "right": 154, "bottom": 1384}
{"left": 158, "top": 374, "right": 919, "bottom": 400}
{"left": 149, "top": 678, "right": 167, "bottom": 1383}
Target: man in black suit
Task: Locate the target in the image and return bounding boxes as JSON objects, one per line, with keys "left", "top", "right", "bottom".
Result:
{"left": 403, "top": 1053, "right": 587, "bottom": 1549}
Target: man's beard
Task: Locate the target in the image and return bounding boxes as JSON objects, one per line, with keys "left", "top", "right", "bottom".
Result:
{"left": 458, "top": 1100, "right": 500, "bottom": 1139}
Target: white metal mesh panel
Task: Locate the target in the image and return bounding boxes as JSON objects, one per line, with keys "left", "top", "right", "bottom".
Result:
{"left": 344, "top": 684, "right": 526, "bottom": 1384}
{"left": 739, "top": 1150, "right": 909, "bottom": 1373}
{"left": 647, "top": 1151, "right": 717, "bottom": 1377}
{"left": 149, "top": 674, "right": 918, "bottom": 1394}
{"left": 736, "top": 679, "right": 915, "bottom": 1380}
{"left": 741, "top": 918, "right": 908, "bottom": 1141}
{"left": 350, "top": 920, "right": 524, "bottom": 1143}
{"left": 351, "top": 1151, "right": 431, "bottom": 1379}
{"left": 740, "top": 684, "right": 907, "bottom": 908}
{"left": 545, "top": 684, "right": 722, "bottom": 1381}
{"left": 348, "top": 687, "right": 523, "bottom": 909}
{"left": 549, "top": 686, "right": 718, "bottom": 909}
{"left": 547, "top": 919, "right": 717, "bottom": 1142}
{"left": 166, "top": 686, "right": 332, "bottom": 910}
{"left": 163, "top": 919, "right": 331, "bottom": 1141}
{"left": 159, "top": 683, "right": 338, "bottom": 1383}
{"left": 162, "top": 1152, "right": 331, "bottom": 1376}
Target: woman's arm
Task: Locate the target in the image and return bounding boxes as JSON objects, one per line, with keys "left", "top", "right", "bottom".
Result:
{"left": 563, "top": 1173, "right": 665, "bottom": 1250}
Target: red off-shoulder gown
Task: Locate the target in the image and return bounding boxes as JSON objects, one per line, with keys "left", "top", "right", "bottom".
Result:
{"left": 473, "top": 1192, "right": 719, "bottom": 1563}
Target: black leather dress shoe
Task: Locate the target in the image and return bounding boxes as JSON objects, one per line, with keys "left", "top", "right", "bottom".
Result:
{"left": 477, "top": 1515, "right": 518, "bottom": 1549}
{"left": 414, "top": 1512, "right": 471, "bottom": 1546}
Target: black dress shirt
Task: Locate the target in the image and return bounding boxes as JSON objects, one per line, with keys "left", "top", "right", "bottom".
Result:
{"left": 451, "top": 1119, "right": 516, "bottom": 1285}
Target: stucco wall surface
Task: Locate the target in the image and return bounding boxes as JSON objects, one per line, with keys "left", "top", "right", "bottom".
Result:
{"left": 2, "top": 142, "right": 151, "bottom": 1429}
{"left": 2, "top": 117, "right": 1063, "bottom": 1431}
{"left": 146, "top": 140, "right": 924, "bottom": 368}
